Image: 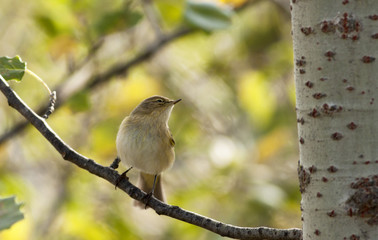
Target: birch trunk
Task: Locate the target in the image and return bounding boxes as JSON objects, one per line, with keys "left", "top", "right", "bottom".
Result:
{"left": 291, "top": 0, "right": 378, "bottom": 239}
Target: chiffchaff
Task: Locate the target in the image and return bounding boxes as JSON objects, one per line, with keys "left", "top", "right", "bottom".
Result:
{"left": 116, "top": 95, "right": 181, "bottom": 208}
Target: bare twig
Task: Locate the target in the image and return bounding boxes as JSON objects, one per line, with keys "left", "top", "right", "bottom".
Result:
{"left": 0, "top": 75, "right": 302, "bottom": 240}
{"left": 43, "top": 91, "right": 56, "bottom": 119}
{"left": 0, "top": 0, "right": 285, "bottom": 146}
{"left": 0, "top": 27, "right": 193, "bottom": 145}
{"left": 24, "top": 69, "right": 57, "bottom": 118}
{"left": 85, "top": 27, "right": 193, "bottom": 89}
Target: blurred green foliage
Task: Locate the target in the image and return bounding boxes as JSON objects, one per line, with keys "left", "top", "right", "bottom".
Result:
{"left": 0, "top": 196, "right": 24, "bottom": 231}
{"left": 184, "top": 0, "right": 233, "bottom": 31}
{"left": 0, "top": 0, "right": 300, "bottom": 239}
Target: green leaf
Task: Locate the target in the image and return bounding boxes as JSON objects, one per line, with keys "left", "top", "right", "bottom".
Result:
{"left": 0, "top": 56, "right": 27, "bottom": 81}
{"left": 184, "top": 1, "right": 233, "bottom": 31}
{"left": 34, "top": 14, "right": 59, "bottom": 37}
{"left": 94, "top": 8, "right": 143, "bottom": 36}
{"left": 0, "top": 196, "right": 24, "bottom": 231}
{"left": 67, "top": 91, "right": 91, "bottom": 112}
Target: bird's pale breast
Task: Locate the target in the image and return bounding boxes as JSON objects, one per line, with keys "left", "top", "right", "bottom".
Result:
{"left": 116, "top": 118, "right": 175, "bottom": 175}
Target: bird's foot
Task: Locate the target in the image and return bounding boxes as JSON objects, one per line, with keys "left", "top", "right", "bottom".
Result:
{"left": 142, "top": 192, "right": 153, "bottom": 209}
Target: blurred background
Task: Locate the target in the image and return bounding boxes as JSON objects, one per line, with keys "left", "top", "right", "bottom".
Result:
{"left": 0, "top": 0, "right": 300, "bottom": 239}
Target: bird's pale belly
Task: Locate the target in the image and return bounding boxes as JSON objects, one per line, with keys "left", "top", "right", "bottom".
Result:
{"left": 117, "top": 126, "right": 175, "bottom": 175}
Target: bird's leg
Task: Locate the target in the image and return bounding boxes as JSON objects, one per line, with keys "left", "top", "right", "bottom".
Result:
{"left": 115, "top": 166, "right": 133, "bottom": 189}
{"left": 142, "top": 174, "right": 158, "bottom": 209}
{"left": 110, "top": 157, "right": 121, "bottom": 169}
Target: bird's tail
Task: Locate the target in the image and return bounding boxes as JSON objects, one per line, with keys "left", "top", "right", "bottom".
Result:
{"left": 134, "top": 172, "right": 165, "bottom": 208}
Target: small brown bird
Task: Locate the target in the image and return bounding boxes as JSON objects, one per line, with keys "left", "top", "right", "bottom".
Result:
{"left": 116, "top": 95, "right": 181, "bottom": 208}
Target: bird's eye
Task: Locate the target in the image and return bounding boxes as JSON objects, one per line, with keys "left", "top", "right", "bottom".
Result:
{"left": 156, "top": 99, "right": 164, "bottom": 103}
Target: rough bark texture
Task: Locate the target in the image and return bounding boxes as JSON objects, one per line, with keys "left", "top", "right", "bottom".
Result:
{"left": 291, "top": 0, "right": 378, "bottom": 239}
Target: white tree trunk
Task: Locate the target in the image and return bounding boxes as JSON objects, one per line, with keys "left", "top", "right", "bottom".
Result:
{"left": 291, "top": 0, "right": 377, "bottom": 239}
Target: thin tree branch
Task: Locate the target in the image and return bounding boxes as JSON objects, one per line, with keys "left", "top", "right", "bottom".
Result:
{"left": 86, "top": 27, "right": 193, "bottom": 89}
{"left": 0, "top": 75, "right": 302, "bottom": 240}
{"left": 0, "top": 26, "right": 193, "bottom": 145}
{"left": 0, "top": 0, "right": 271, "bottom": 146}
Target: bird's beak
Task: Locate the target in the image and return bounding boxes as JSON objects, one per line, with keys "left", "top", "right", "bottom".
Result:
{"left": 172, "top": 99, "right": 182, "bottom": 105}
